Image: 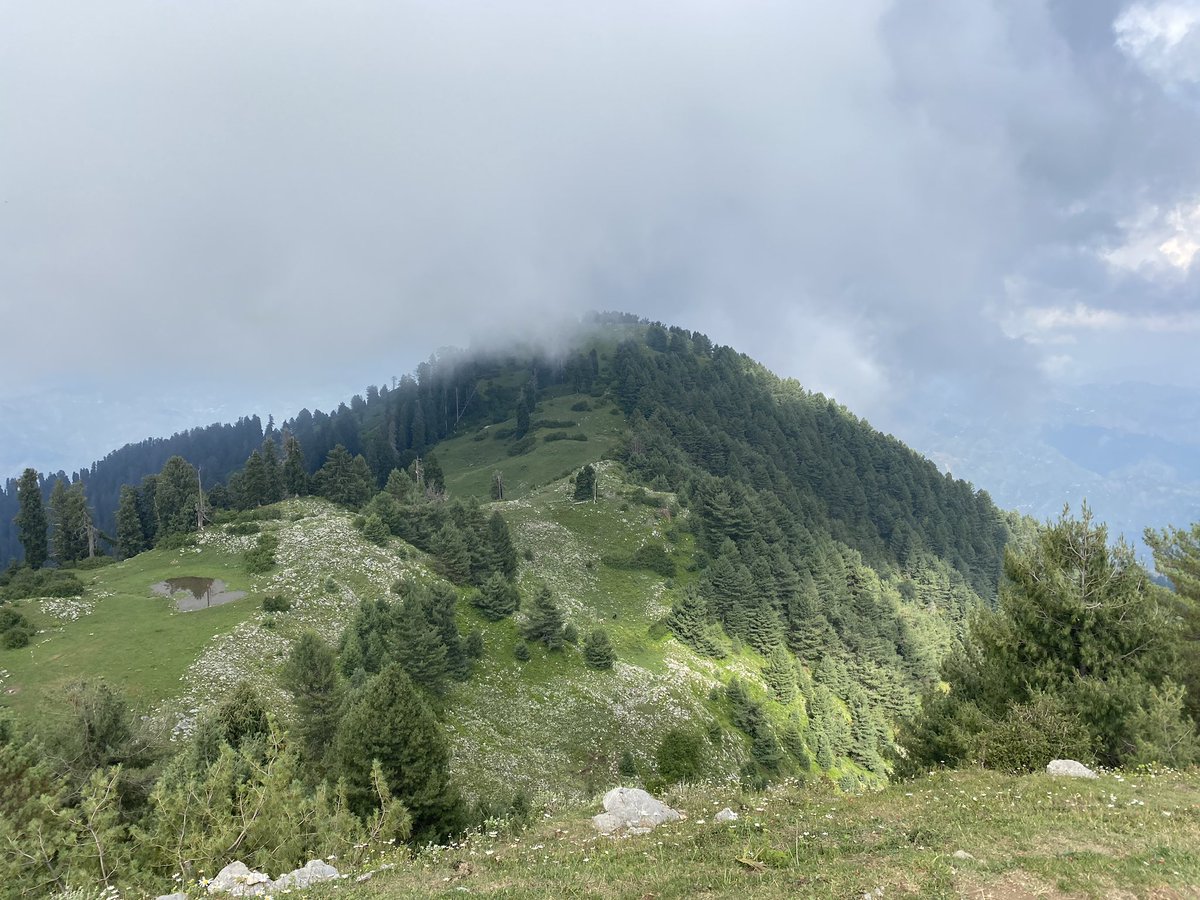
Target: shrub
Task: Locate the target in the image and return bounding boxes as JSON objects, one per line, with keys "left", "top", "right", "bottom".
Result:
{"left": 0, "top": 568, "right": 84, "bottom": 601}
{"left": 262, "top": 595, "right": 292, "bottom": 613}
{"left": 244, "top": 532, "right": 279, "bottom": 575}
{"left": 570, "top": 400, "right": 592, "bottom": 412}
{"left": 656, "top": 727, "right": 707, "bottom": 783}
{"left": 507, "top": 436, "right": 537, "bottom": 457}
{"left": 225, "top": 521, "right": 261, "bottom": 536}
{"left": 973, "top": 695, "right": 1094, "bottom": 773}
{"left": 72, "top": 556, "right": 115, "bottom": 571}
{"left": 514, "top": 642, "right": 531, "bottom": 662}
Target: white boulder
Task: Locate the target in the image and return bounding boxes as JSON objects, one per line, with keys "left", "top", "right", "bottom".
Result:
{"left": 206, "top": 861, "right": 272, "bottom": 896}
{"left": 1047, "top": 759, "right": 1098, "bottom": 779}
{"left": 274, "top": 859, "right": 341, "bottom": 890}
{"left": 714, "top": 807, "right": 739, "bottom": 823}
{"left": 593, "top": 787, "right": 681, "bottom": 835}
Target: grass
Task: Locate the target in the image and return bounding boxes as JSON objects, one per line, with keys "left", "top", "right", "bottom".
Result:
{"left": 283, "top": 767, "right": 1200, "bottom": 899}
{"left": 437, "top": 393, "right": 627, "bottom": 500}
{"left": 0, "top": 543, "right": 256, "bottom": 719}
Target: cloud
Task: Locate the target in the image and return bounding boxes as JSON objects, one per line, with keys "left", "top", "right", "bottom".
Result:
{"left": 1115, "top": 1, "right": 1200, "bottom": 88}
{"left": 1, "top": 1, "right": 1199, "bottom": 473}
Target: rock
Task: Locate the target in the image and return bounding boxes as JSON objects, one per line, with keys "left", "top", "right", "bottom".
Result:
{"left": 156, "top": 894, "right": 189, "bottom": 900}
{"left": 952, "top": 850, "right": 975, "bottom": 861}
{"left": 273, "top": 858, "right": 341, "bottom": 890}
{"left": 206, "top": 861, "right": 273, "bottom": 896}
{"left": 714, "top": 807, "right": 739, "bottom": 823}
{"left": 592, "top": 787, "right": 682, "bottom": 835}
{"left": 1047, "top": 759, "right": 1098, "bottom": 779}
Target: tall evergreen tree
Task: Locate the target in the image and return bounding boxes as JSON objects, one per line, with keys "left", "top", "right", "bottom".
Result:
{"left": 14, "top": 468, "right": 48, "bottom": 568}
{"left": 155, "top": 456, "right": 200, "bottom": 539}
{"left": 260, "top": 437, "right": 283, "bottom": 504}
{"left": 334, "top": 664, "right": 462, "bottom": 841}
{"left": 282, "top": 631, "right": 344, "bottom": 773}
{"left": 114, "top": 485, "right": 145, "bottom": 560}
{"left": 50, "top": 479, "right": 91, "bottom": 564}
{"left": 485, "top": 511, "right": 518, "bottom": 580}
{"left": 315, "top": 445, "right": 374, "bottom": 508}
{"left": 282, "top": 432, "right": 308, "bottom": 498}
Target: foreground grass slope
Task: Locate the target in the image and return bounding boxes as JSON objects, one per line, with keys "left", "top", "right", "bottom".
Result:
{"left": 280, "top": 768, "right": 1200, "bottom": 899}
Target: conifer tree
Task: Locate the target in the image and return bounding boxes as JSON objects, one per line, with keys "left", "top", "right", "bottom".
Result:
{"left": 763, "top": 645, "right": 797, "bottom": 704}
{"left": 392, "top": 597, "right": 450, "bottom": 695}
{"left": 522, "top": 585, "right": 565, "bottom": 649}
{"left": 315, "top": 445, "right": 374, "bottom": 508}
{"left": 583, "top": 628, "right": 616, "bottom": 670}
{"left": 50, "top": 479, "right": 91, "bottom": 564}
{"left": 260, "top": 437, "right": 283, "bottom": 504}
{"left": 423, "top": 454, "right": 445, "bottom": 495}
{"left": 432, "top": 523, "right": 472, "bottom": 583}
{"left": 282, "top": 432, "right": 308, "bottom": 497}
{"left": 14, "top": 468, "right": 48, "bottom": 568}
{"left": 282, "top": 631, "right": 344, "bottom": 773}
{"left": 385, "top": 467, "right": 415, "bottom": 502}
{"left": 486, "top": 511, "right": 518, "bottom": 580}
{"left": 573, "top": 464, "right": 596, "bottom": 502}
{"left": 334, "top": 664, "right": 462, "bottom": 841}
{"left": 473, "top": 573, "right": 521, "bottom": 621}
{"left": 155, "top": 456, "right": 200, "bottom": 539}
{"left": 114, "top": 486, "right": 144, "bottom": 560}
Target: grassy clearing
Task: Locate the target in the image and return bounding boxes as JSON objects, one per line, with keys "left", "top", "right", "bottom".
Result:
{"left": 277, "top": 768, "right": 1200, "bottom": 899}
{"left": 0, "top": 543, "right": 255, "bottom": 719}
{"left": 438, "top": 394, "right": 627, "bottom": 501}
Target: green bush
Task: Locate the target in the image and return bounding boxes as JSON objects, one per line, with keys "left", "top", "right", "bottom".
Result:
{"left": 973, "top": 695, "right": 1094, "bottom": 773}
{"left": 0, "top": 568, "right": 84, "bottom": 601}
{"left": 507, "top": 436, "right": 537, "bottom": 457}
{"left": 570, "top": 400, "right": 592, "bottom": 412}
{"left": 72, "top": 556, "right": 115, "bottom": 571}
{"left": 225, "top": 521, "right": 261, "bottom": 536}
{"left": 656, "top": 726, "right": 708, "bottom": 784}
{"left": 244, "top": 532, "right": 280, "bottom": 575}
{"left": 514, "top": 642, "right": 531, "bottom": 662}
{"left": 262, "top": 595, "right": 292, "bottom": 613}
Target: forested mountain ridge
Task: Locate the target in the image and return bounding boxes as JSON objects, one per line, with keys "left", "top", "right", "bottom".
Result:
{"left": 1, "top": 314, "right": 1012, "bottom": 589}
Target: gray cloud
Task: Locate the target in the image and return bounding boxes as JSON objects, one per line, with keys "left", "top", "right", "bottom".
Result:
{"left": 1, "top": 1, "right": 1198, "bottom": 481}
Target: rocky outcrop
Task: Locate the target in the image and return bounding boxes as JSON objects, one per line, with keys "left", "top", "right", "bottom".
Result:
{"left": 206, "top": 859, "right": 341, "bottom": 895}
{"left": 592, "top": 787, "right": 681, "bottom": 835}
{"left": 1047, "top": 759, "right": 1098, "bottom": 779}
{"left": 714, "top": 807, "right": 738, "bottom": 823}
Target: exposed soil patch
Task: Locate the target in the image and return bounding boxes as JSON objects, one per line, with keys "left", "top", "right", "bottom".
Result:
{"left": 151, "top": 577, "right": 246, "bottom": 612}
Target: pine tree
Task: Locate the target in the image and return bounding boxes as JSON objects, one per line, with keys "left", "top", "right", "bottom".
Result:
{"left": 50, "top": 479, "right": 91, "bottom": 564}
{"left": 423, "top": 454, "right": 445, "bottom": 495}
{"left": 282, "top": 432, "right": 308, "bottom": 497}
{"left": 486, "top": 511, "right": 518, "bottom": 580}
{"left": 392, "top": 597, "right": 450, "bottom": 695}
{"left": 573, "top": 464, "right": 596, "bottom": 502}
{"left": 583, "top": 628, "right": 616, "bottom": 670}
{"left": 385, "top": 467, "right": 415, "bottom": 502}
{"left": 114, "top": 485, "right": 145, "bottom": 560}
{"left": 666, "top": 586, "right": 727, "bottom": 658}
{"left": 432, "top": 524, "right": 472, "bottom": 583}
{"left": 473, "top": 574, "right": 521, "bottom": 621}
{"left": 522, "top": 585, "right": 565, "bottom": 649}
{"left": 763, "top": 645, "right": 797, "bottom": 704}
{"left": 14, "top": 468, "right": 48, "bottom": 568}
{"left": 315, "top": 445, "right": 373, "bottom": 508}
{"left": 515, "top": 401, "right": 530, "bottom": 439}
{"left": 260, "top": 437, "right": 283, "bottom": 504}
{"left": 282, "top": 631, "right": 344, "bottom": 773}
{"left": 334, "top": 664, "right": 462, "bottom": 841}
{"left": 155, "top": 456, "right": 200, "bottom": 539}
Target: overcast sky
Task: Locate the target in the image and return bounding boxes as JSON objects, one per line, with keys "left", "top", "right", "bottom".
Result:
{"left": 2, "top": 1, "right": 1199, "bottom": 498}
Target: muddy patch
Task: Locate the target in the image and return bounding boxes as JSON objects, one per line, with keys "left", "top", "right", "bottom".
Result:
{"left": 151, "top": 577, "right": 246, "bottom": 612}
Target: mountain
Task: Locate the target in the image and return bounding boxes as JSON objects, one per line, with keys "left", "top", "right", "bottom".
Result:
{"left": 0, "top": 314, "right": 1026, "bottom": 895}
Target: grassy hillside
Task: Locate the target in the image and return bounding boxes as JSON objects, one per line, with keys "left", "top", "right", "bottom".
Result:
{"left": 270, "top": 768, "right": 1200, "bottom": 899}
